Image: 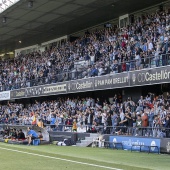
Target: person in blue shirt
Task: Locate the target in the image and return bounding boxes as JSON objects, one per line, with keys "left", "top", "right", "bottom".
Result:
{"left": 50, "top": 114, "right": 56, "bottom": 129}
{"left": 27, "top": 127, "right": 38, "bottom": 145}
{"left": 90, "top": 65, "right": 98, "bottom": 77}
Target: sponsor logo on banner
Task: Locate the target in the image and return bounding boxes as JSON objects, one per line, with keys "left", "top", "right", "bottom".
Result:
{"left": 150, "top": 141, "right": 156, "bottom": 151}
{"left": 25, "top": 86, "right": 43, "bottom": 97}
{"left": 132, "top": 73, "right": 136, "bottom": 84}
{"left": 67, "top": 79, "right": 94, "bottom": 92}
{"left": 109, "top": 136, "right": 160, "bottom": 153}
{"left": 137, "top": 70, "right": 170, "bottom": 82}
{"left": 43, "top": 84, "right": 67, "bottom": 94}
{"left": 0, "top": 91, "right": 10, "bottom": 101}
{"left": 10, "top": 89, "right": 25, "bottom": 99}
{"left": 94, "top": 73, "right": 129, "bottom": 90}
{"left": 130, "top": 66, "right": 170, "bottom": 85}
{"left": 25, "top": 83, "right": 67, "bottom": 97}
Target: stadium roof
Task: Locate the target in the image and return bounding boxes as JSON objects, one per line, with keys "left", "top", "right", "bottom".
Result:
{"left": 0, "top": 0, "right": 168, "bottom": 53}
{"left": 0, "top": 0, "right": 20, "bottom": 14}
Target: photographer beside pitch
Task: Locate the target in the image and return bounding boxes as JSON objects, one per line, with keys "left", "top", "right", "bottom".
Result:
{"left": 26, "top": 127, "right": 38, "bottom": 145}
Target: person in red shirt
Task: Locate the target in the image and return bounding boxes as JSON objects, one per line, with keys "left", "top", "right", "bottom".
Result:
{"left": 121, "top": 40, "right": 126, "bottom": 49}
{"left": 142, "top": 113, "right": 148, "bottom": 136}
{"left": 121, "top": 60, "right": 126, "bottom": 72}
{"left": 142, "top": 112, "right": 148, "bottom": 127}
{"left": 123, "top": 31, "right": 128, "bottom": 40}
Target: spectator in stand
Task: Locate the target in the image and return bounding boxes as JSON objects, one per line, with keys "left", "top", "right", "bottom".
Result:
{"left": 135, "top": 114, "right": 142, "bottom": 136}
{"left": 50, "top": 114, "right": 56, "bottom": 129}
{"left": 17, "top": 129, "right": 25, "bottom": 140}
{"left": 11, "top": 128, "right": 18, "bottom": 139}
{"left": 0, "top": 9, "right": 170, "bottom": 91}
{"left": 111, "top": 60, "right": 118, "bottom": 73}
{"left": 148, "top": 108, "right": 154, "bottom": 136}
{"left": 72, "top": 119, "right": 77, "bottom": 132}
{"left": 137, "top": 96, "right": 145, "bottom": 112}
{"left": 111, "top": 111, "right": 118, "bottom": 133}
{"left": 161, "top": 47, "right": 167, "bottom": 66}
{"left": 142, "top": 112, "right": 148, "bottom": 136}
{"left": 0, "top": 91, "right": 170, "bottom": 137}
{"left": 125, "top": 112, "right": 133, "bottom": 135}
{"left": 153, "top": 115, "right": 161, "bottom": 137}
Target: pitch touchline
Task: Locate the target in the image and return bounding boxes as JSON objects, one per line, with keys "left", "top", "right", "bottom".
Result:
{"left": 0, "top": 146, "right": 123, "bottom": 170}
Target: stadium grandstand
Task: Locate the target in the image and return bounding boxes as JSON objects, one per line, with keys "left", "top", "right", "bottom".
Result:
{"left": 0, "top": 0, "right": 170, "bottom": 170}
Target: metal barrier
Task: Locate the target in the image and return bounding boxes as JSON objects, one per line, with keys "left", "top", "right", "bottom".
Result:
{"left": 40, "top": 124, "right": 170, "bottom": 138}
{"left": 1, "top": 124, "right": 169, "bottom": 138}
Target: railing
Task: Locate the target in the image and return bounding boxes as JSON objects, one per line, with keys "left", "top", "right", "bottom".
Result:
{"left": 1, "top": 124, "right": 170, "bottom": 138}
{"left": 0, "top": 54, "right": 170, "bottom": 92}
{"left": 44, "top": 124, "right": 170, "bottom": 138}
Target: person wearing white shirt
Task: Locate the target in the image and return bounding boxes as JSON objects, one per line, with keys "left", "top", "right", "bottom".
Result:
{"left": 90, "top": 53, "right": 95, "bottom": 65}
{"left": 148, "top": 40, "right": 153, "bottom": 50}
{"left": 120, "top": 110, "right": 125, "bottom": 121}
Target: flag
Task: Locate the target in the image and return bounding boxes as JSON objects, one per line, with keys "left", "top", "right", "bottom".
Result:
{"left": 32, "top": 115, "right": 36, "bottom": 125}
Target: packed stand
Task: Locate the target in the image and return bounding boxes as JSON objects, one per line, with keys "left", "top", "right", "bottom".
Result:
{"left": 0, "top": 92, "right": 170, "bottom": 138}
{"left": 0, "top": 10, "right": 170, "bottom": 91}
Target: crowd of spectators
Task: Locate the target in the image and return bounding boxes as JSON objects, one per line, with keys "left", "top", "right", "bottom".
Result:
{"left": 2, "top": 128, "right": 25, "bottom": 140}
{"left": 0, "top": 92, "right": 170, "bottom": 138}
{"left": 0, "top": 9, "right": 170, "bottom": 91}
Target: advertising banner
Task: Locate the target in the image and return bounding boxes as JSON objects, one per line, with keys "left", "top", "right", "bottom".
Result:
{"left": 160, "top": 138, "right": 170, "bottom": 153}
{"left": 4, "top": 65, "right": 170, "bottom": 101}
{"left": 10, "top": 89, "right": 26, "bottom": 99}
{"left": 0, "top": 91, "right": 10, "bottom": 101}
{"left": 42, "top": 83, "right": 67, "bottom": 95}
{"left": 94, "top": 72, "right": 129, "bottom": 90}
{"left": 67, "top": 78, "right": 94, "bottom": 93}
{"left": 25, "top": 83, "right": 67, "bottom": 97}
{"left": 109, "top": 136, "right": 160, "bottom": 153}
{"left": 130, "top": 66, "right": 170, "bottom": 86}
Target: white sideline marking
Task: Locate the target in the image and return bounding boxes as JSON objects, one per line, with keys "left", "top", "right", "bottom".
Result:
{"left": 0, "top": 146, "right": 123, "bottom": 170}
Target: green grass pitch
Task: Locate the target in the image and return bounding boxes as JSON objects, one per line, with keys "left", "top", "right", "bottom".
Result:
{"left": 0, "top": 142, "right": 169, "bottom": 170}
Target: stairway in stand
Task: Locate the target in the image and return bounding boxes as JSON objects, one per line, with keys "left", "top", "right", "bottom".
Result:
{"left": 76, "top": 133, "right": 99, "bottom": 147}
